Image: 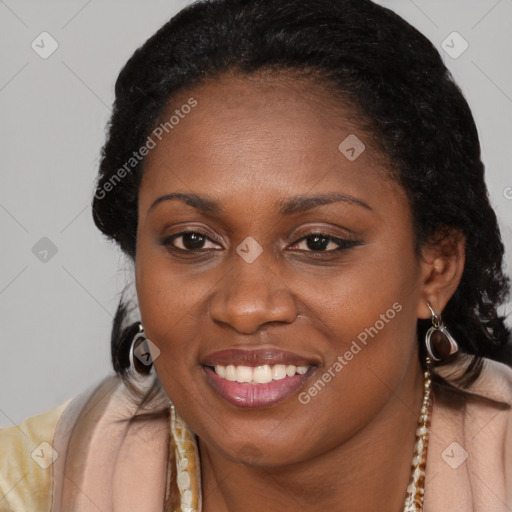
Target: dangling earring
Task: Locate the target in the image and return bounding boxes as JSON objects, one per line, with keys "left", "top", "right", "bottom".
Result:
{"left": 128, "top": 322, "right": 154, "bottom": 375}
{"left": 425, "top": 303, "right": 459, "bottom": 362}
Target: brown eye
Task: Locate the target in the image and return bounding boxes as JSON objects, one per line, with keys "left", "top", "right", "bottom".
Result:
{"left": 162, "top": 231, "right": 221, "bottom": 251}
{"left": 303, "top": 233, "right": 333, "bottom": 251}
{"left": 289, "top": 232, "right": 360, "bottom": 252}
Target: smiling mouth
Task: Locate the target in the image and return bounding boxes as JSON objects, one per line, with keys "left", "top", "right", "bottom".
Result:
{"left": 201, "top": 347, "right": 318, "bottom": 407}
{"left": 210, "top": 363, "right": 310, "bottom": 384}
{"left": 202, "top": 362, "right": 316, "bottom": 408}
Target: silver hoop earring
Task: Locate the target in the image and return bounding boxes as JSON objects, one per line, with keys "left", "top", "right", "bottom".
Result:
{"left": 129, "top": 323, "right": 154, "bottom": 375}
{"left": 425, "top": 303, "right": 459, "bottom": 362}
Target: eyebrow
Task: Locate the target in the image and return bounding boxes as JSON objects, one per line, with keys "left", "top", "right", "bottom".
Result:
{"left": 278, "top": 192, "right": 372, "bottom": 215}
{"left": 148, "top": 192, "right": 372, "bottom": 215}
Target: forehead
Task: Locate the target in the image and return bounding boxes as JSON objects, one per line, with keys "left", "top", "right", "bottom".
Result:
{"left": 139, "top": 72, "right": 398, "bottom": 213}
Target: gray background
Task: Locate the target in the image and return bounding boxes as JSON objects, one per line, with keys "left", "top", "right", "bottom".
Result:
{"left": 1, "top": 0, "right": 511, "bottom": 428}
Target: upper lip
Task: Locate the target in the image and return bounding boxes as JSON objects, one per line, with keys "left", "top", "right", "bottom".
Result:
{"left": 202, "top": 347, "right": 319, "bottom": 367}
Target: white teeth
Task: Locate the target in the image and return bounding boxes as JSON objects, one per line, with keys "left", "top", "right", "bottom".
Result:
{"left": 215, "top": 365, "right": 226, "bottom": 378}
{"left": 272, "top": 364, "right": 287, "bottom": 380}
{"left": 213, "top": 363, "right": 310, "bottom": 383}
{"left": 285, "top": 365, "right": 296, "bottom": 377}
{"left": 225, "top": 365, "right": 237, "bottom": 381}
{"left": 236, "top": 366, "right": 253, "bottom": 383}
{"left": 253, "top": 365, "right": 273, "bottom": 384}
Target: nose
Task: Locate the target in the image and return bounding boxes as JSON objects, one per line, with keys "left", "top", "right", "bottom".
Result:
{"left": 208, "top": 252, "right": 299, "bottom": 334}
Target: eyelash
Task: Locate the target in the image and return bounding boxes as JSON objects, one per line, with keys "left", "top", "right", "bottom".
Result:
{"left": 160, "top": 229, "right": 360, "bottom": 254}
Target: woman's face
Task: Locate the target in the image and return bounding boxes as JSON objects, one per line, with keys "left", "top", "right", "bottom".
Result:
{"left": 136, "top": 73, "right": 428, "bottom": 466}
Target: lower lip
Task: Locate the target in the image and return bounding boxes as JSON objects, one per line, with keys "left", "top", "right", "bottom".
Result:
{"left": 204, "top": 366, "right": 314, "bottom": 408}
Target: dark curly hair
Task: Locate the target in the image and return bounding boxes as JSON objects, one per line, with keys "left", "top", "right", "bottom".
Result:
{"left": 91, "top": 0, "right": 511, "bottom": 412}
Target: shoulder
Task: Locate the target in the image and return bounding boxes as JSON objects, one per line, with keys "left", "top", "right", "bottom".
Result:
{"left": 0, "top": 399, "right": 70, "bottom": 511}
{"left": 465, "top": 358, "right": 512, "bottom": 506}
{"left": 440, "top": 356, "right": 512, "bottom": 435}
{"left": 453, "top": 358, "right": 511, "bottom": 498}
{"left": 465, "top": 357, "right": 512, "bottom": 452}
{"left": 425, "top": 357, "right": 512, "bottom": 510}
{"left": 474, "top": 357, "right": 512, "bottom": 403}
{"left": 436, "top": 354, "right": 512, "bottom": 407}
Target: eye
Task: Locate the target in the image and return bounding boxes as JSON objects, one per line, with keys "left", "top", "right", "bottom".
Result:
{"left": 161, "top": 229, "right": 360, "bottom": 254}
{"left": 161, "top": 230, "right": 222, "bottom": 252}
{"left": 288, "top": 232, "right": 360, "bottom": 252}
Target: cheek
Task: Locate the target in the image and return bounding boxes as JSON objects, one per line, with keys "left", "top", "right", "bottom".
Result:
{"left": 308, "top": 230, "right": 420, "bottom": 351}
{"left": 297, "top": 236, "right": 421, "bottom": 411}
{"left": 135, "top": 238, "right": 208, "bottom": 388}
{"left": 281, "top": 289, "right": 420, "bottom": 460}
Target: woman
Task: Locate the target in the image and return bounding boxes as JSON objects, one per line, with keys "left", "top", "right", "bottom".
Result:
{"left": 1, "top": 0, "right": 511, "bottom": 510}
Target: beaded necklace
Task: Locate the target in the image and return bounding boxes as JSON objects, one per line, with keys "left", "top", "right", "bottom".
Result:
{"left": 403, "top": 362, "right": 433, "bottom": 511}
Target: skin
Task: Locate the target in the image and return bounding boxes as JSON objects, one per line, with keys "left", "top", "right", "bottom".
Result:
{"left": 135, "top": 71, "right": 465, "bottom": 512}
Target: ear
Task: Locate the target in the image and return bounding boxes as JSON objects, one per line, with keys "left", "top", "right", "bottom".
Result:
{"left": 416, "top": 229, "right": 466, "bottom": 320}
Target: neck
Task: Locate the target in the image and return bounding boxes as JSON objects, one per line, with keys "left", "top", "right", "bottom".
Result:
{"left": 199, "top": 361, "right": 425, "bottom": 512}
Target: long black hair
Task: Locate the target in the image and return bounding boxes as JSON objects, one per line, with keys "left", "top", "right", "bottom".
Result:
{"left": 91, "top": 0, "right": 511, "bottom": 410}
